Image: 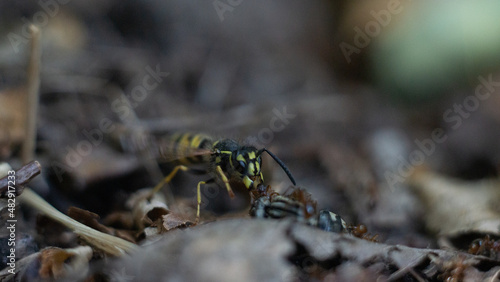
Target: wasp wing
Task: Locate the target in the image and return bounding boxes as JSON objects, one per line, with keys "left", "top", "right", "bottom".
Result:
{"left": 112, "top": 130, "right": 213, "bottom": 163}
{"left": 155, "top": 134, "right": 213, "bottom": 164}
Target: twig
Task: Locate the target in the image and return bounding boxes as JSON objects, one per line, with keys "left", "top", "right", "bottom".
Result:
{"left": 21, "top": 25, "right": 41, "bottom": 163}
{"left": 0, "top": 160, "right": 41, "bottom": 197}
{"left": 19, "top": 188, "right": 138, "bottom": 256}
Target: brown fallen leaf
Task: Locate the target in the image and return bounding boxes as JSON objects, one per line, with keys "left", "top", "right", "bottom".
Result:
{"left": 102, "top": 210, "right": 135, "bottom": 230}
{"left": 409, "top": 170, "right": 500, "bottom": 245}
{"left": 67, "top": 206, "right": 136, "bottom": 243}
{"left": 68, "top": 207, "right": 111, "bottom": 233}
{"left": 38, "top": 246, "right": 92, "bottom": 280}
{"left": 159, "top": 212, "right": 194, "bottom": 232}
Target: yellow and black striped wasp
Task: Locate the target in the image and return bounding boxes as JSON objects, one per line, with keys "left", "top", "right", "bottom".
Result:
{"left": 150, "top": 133, "right": 296, "bottom": 221}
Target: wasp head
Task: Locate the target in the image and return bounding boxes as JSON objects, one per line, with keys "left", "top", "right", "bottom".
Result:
{"left": 232, "top": 147, "right": 264, "bottom": 190}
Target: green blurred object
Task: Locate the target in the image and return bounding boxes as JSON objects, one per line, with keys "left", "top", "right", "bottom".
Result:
{"left": 372, "top": 0, "right": 500, "bottom": 103}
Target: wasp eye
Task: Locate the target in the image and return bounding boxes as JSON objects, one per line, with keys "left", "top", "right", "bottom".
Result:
{"left": 236, "top": 160, "right": 246, "bottom": 173}
{"left": 234, "top": 161, "right": 247, "bottom": 174}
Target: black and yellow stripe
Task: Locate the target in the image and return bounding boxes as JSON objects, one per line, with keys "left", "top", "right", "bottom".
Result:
{"left": 168, "top": 133, "right": 212, "bottom": 165}
{"left": 157, "top": 133, "right": 212, "bottom": 165}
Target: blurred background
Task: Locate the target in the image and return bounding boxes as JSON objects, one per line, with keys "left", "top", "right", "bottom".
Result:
{"left": 2, "top": 0, "right": 500, "bottom": 253}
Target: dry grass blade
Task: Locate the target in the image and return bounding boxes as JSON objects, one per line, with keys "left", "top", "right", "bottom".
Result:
{"left": 19, "top": 189, "right": 138, "bottom": 256}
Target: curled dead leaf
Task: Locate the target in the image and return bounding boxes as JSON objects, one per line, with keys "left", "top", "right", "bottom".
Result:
{"left": 38, "top": 246, "right": 93, "bottom": 280}
{"left": 127, "top": 188, "right": 170, "bottom": 229}
{"left": 126, "top": 188, "right": 194, "bottom": 238}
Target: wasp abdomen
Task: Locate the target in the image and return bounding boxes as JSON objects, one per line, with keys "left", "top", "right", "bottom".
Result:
{"left": 160, "top": 133, "right": 213, "bottom": 165}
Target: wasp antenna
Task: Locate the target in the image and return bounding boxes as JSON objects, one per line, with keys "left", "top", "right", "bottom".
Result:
{"left": 261, "top": 148, "right": 296, "bottom": 185}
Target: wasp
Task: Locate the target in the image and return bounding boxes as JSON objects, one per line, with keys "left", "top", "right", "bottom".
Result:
{"left": 150, "top": 133, "right": 296, "bottom": 220}
{"left": 250, "top": 184, "right": 347, "bottom": 233}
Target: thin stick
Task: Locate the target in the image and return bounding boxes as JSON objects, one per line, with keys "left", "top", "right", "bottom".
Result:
{"left": 0, "top": 160, "right": 41, "bottom": 197}
{"left": 21, "top": 25, "right": 41, "bottom": 163}
{"left": 19, "top": 188, "right": 138, "bottom": 256}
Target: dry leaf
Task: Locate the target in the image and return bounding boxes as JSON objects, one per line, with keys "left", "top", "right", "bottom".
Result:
{"left": 127, "top": 188, "right": 170, "bottom": 229}
{"left": 38, "top": 246, "right": 92, "bottom": 280}
{"left": 409, "top": 170, "right": 500, "bottom": 242}
{"left": 126, "top": 188, "right": 194, "bottom": 238}
{"left": 160, "top": 213, "right": 194, "bottom": 232}
{"left": 104, "top": 219, "right": 500, "bottom": 281}
{"left": 0, "top": 246, "right": 92, "bottom": 281}
{"left": 107, "top": 219, "right": 296, "bottom": 281}
{"left": 102, "top": 211, "right": 135, "bottom": 230}
{"left": 67, "top": 206, "right": 136, "bottom": 243}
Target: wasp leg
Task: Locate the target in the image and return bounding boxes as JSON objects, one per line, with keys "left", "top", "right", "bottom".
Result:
{"left": 194, "top": 179, "right": 218, "bottom": 222}
{"left": 150, "top": 165, "right": 189, "bottom": 196}
{"left": 216, "top": 165, "right": 235, "bottom": 198}
{"left": 196, "top": 180, "right": 207, "bottom": 222}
